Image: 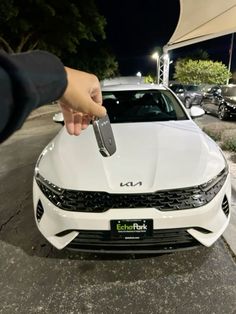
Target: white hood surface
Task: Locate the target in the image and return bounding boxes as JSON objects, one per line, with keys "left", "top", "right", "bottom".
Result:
{"left": 38, "top": 121, "right": 225, "bottom": 193}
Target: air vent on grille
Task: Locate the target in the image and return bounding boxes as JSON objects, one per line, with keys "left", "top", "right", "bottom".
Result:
{"left": 36, "top": 200, "right": 44, "bottom": 222}
{"left": 35, "top": 168, "right": 227, "bottom": 213}
{"left": 66, "top": 228, "right": 201, "bottom": 253}
{"left": 222, "top": 196, "right": 229, "bottom": 217}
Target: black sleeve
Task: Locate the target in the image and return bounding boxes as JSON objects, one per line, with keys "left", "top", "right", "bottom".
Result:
{"left": 0, "top": 50, "right": 67, "bottom": 143}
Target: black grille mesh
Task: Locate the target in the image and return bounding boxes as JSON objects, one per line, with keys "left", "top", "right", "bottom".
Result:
{"left": 222, "top": 196, "right": 229, "bottom": 217}
{"left": 36, "top": 200, "right": 44, "bottom": 221}
{"left": 35, "top": 169, "right": 227, "bottom": 213}
{"left": 66, "top": 228, "right": 200, "bottom": 252}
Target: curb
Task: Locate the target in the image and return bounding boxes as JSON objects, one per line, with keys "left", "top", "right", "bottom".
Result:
{"left": 223, "top": 151, "right": 236, "bottom": 256}
{"left": 27, "top": 104, "right": 59, "bottom": 121}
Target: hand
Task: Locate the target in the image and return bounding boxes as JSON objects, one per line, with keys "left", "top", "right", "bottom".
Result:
{"left": 59, "top": 67, "right": 106, "bottom": 135}
{"left": 60, "top": 104, "right": 92, "bottom": 136}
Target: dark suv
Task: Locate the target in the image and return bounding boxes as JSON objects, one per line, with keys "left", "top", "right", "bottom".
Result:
{"left": 201, "top": 85, "right": 236, "bottom": 120}
{"left": 169, "top": 83, "right": 203, "bottom": 108}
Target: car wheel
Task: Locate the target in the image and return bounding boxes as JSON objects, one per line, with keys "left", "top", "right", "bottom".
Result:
{"left": 218, "top": 104, "right": 228, "bottom": 120}
{"left": 184, "top": 97, "right": 191, "bottom": 109}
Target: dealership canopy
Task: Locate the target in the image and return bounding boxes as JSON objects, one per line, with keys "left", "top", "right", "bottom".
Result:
{"left": 165, "top": 0, "right": 236, "bottom": 51}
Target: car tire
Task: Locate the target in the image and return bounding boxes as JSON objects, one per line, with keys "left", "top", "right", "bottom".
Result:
{"left": 218, "top": 104, "right": 228, "bottom": 120}
{"left": 184, "top": 97, "right": 191, "bottom": 109}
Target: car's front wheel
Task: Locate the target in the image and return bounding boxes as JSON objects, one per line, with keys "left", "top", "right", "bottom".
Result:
{"left": 218, "top": 104, "right": 228, "bottom": 120}
{"left": 184, "top": 97, "right": 192, "bottom": 109}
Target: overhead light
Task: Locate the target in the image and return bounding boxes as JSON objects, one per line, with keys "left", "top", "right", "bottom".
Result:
{"left": 152, "top": 52, "right": 159, "bottom": 60}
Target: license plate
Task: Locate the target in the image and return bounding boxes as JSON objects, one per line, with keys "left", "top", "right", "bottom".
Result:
{"left": 110, "top": 219, "right": 153, "bottom": 239}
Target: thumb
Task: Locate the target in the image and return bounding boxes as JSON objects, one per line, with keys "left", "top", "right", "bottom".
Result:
{"left": 87, "top": 101, "right": 107, "bottom": 118}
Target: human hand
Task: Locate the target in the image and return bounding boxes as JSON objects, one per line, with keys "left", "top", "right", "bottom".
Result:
{"left": 59, "top": 67, "right": 106, "bottom": 135}
{"left": 60, "top": 104, "right": 92, "bottom": 135}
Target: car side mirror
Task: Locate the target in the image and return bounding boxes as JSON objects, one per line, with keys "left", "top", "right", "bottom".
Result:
{"left": 53, "top": 112, "right": 64, "bottom": 125}
{"left": 190, "top": 107, "right": 205, "bottom": 119}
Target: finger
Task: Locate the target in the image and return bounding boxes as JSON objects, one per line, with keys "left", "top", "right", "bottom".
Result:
{"left": 86, "top": 100, "right": 107, "bottom": 118}
{"left": 81, "top": 114, "right": 92, "bottom": 130}
{"left": 61, "top": 105, "right": 75, "bottom": 135}
{"left": 73, "top": 113, "right": 83, "bottom": 136}
{"left": 91, "top": 86, "right": 103, "bottom": 105}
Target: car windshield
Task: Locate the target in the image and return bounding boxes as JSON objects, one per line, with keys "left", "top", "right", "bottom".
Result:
{"left": 185, "top": 85, "right": 200, "bottom": 92}
{"left": 170, "top": 84, "right": 183, "bottom": 92}
{"left": 221, "top": 86, "right": 236, "bottom": 97}
{"left": 102, "top": 90, "right": 188, "bottom": 123}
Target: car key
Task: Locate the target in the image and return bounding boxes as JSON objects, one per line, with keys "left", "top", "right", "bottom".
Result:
{"left": 92, "top": 114, "right": 116, "bottom": 157}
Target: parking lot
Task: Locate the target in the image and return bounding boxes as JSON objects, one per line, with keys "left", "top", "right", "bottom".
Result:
{"left": 0, "top": 110, "right": 236, "bottom": 314}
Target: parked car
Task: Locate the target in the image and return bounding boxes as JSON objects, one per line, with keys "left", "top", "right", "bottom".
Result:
{"left": 201, "top": 85, "right": 236, "bottom": 120}
{"left": 169, "top": 83, "right": 204, "bottom": 108}
{"left": 33, "top": 84, "right": 231, "bottom": 253}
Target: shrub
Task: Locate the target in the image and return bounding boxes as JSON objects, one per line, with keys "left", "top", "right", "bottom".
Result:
{"left": 202, "top": 122, "right": 235, "bottom": 141}
{"left": 220, "top": 129, "right": 236, "bottom": 152}
{"left": 174, "top": 59, "right": 231, "bottom": 84}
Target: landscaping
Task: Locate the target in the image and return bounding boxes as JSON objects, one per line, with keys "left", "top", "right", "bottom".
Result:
{"left": 201, "top": 121, "right": 236, "bottom": 153}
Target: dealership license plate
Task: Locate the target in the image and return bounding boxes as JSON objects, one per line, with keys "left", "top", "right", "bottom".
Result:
{"left": 110, "top": 219, "right": 153, "bottom": 239}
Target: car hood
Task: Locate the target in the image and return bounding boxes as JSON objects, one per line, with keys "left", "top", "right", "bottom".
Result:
{"left": 187, "top": 91, "right": 202, "bottom": 95}
{"left": 224, "top": 96, "right": 236, "bottom": 105}
{"left": 37, "top": 121, "right": 225, "bottom": 193}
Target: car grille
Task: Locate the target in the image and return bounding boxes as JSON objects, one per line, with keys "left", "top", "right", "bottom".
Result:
{"left": 35, "top": 168, "right": 227, "bottom": 213}
{"left": 222, "top": 196, "right": 230, "bottom": 217}
{"left": 36, "top": 200, "right": 44, "bottom": 222}
{"left": 66, "top": 228, "right": 201, "bottom": 253}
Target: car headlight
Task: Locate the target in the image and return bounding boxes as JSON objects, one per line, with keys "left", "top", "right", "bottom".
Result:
{"left": 35, "top": 172, "right": 63, "bottom": 206}
{"left": 226, "top": 102, "right": 236, "bottom": 109}
{"left": 191, "top": 166, "right": 228, "bottom": 206}
{"left": 35, "top": 165, "right": 228, "bottom": 213}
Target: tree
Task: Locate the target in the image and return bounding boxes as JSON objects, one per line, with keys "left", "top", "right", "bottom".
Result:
{"left": 174, "top": 59, "right": 231, "bottom": 84}
{"left": 182, "top": 49, "right": 209, "bottom": 61}
{"left": 144, "top": 74, "right": 155, "bottom": 84}
{"left": 0, "top": 0, "right": 106, "bottom": 56}
{"left": 0, "top": 0, "right": 119, "bottom": 78}
{"left": 65, "top": 43, "right": 119, "bottom": 80}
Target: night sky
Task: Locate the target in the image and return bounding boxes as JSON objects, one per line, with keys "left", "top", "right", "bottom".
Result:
{"left": 96, "top": 0, "right": 235, "bottom": 77}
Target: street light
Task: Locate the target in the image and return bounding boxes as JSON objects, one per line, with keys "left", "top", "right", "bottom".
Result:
{"left": 136, "top": 71, "right": 142, "bottom": 84}
{"left": 152, "top": 52, "right": 159, "bottom": 84}
{"left": 136, "top": 71, "right": 142, "bottom": 77}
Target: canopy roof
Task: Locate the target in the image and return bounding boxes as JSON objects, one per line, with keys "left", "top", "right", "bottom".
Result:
{"left": 165, "top": 0, "right": 236, "bottom": 51}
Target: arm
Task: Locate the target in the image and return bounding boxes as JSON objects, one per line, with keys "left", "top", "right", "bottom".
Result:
{"left": 0, "top": 50, "right": 67, "bottom": 143}
{"left": 0, "top": 51, "right": 106, "bottom": 143}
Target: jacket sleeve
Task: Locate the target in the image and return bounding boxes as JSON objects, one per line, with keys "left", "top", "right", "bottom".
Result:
{"left": 0, "top": 50, "right": 67, "bottom": 143}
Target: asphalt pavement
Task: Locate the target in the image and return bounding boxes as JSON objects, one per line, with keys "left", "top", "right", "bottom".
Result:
{"left": 0, "top": 106, "right": 236, "bottom": 314}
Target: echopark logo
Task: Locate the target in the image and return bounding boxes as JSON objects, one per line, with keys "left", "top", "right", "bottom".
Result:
{"left": 120, "top": 181, "right": 142, "bottom": 187}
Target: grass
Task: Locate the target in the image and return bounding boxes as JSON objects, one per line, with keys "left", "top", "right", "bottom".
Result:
{"left": 221, "top": 129, "right": 236, "bottom": 152}
{"left": 202, "top": 121, "right": 236, "bottom": 153}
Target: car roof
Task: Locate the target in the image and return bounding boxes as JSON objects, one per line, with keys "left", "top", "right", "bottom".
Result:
{"left": 221, "top": 84, "right": 236, "bottom": 88}
{"left": 102, "top": 84, "right": 167, "bottom": 92}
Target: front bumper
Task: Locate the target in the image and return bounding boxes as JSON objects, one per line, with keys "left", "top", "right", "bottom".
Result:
{"left": 33, "top": 174, "right": 231, "bottom": 253}
{"left": 227, "top": 106, "right": 236, "bottom": 116}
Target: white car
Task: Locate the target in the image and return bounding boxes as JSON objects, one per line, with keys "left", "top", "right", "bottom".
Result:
{"left": 33, "top": 84, "right": 231, "bottom": 253}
